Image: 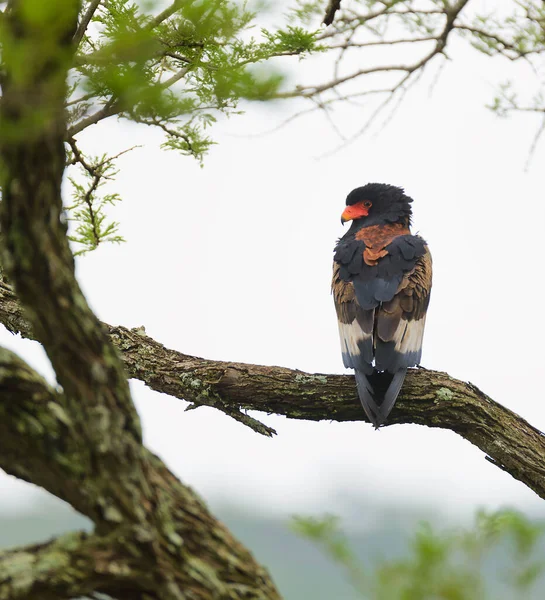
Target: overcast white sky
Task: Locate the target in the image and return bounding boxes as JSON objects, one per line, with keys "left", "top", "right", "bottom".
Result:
{"left": 1, "top": 5, "right": 545, "bottom": 527}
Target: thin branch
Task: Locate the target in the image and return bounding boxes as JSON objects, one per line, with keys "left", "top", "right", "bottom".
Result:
{"left": 327, "top": 35, "right": 438, "bottom": 49}
{"left": 280, "top": 0, "right": 470, "bottom": 158}
{"left": 73, "top": 0, "right": 102, "bottom": 47}
{"left": 281, "top": 0, "right": 470, "bottom": 100}
{"left": 318, "top": 7, "right": 447, "bottom": 40}
{"left": 66, "top": 91, "right": 95, "bottom": 107}
{"left": 314, "top": 96, "right": 347, "bottom": 141}
{"left": 454, "top": 24, "right": 545, "bottom": 59}
{"left": 503, "top": 105, "right": 545, "bottom": 114}
{"left": 67, "top": 137, "right": 140, "bottom": 173}
{"left": 159, "top": 64, "right": 191, "bottom": 88}
{"left": 275, "top": 64, "right": 411, "bottom": 99}
{"left": 131, "top": 114, "right": 202, "bottom": 159}
{"left": 65, "top": 139, "right": 139, "bottom": 256}
{"left": 146, "top": 0, "right": 186, "bottom": 30}
{"left": 66, "top": 61, "right": 193, "bottom": 135}
{"left": 67, "top": 98, "right": 119, "bottom": 137}
{"left": 525, "top": 112, "right": 545, "bottom": 169}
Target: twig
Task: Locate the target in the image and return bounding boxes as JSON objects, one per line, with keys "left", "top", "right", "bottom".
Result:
{"left": 66, "top": 138, "right": 141, "bottom": 250}
{"left": 327, "top": 35, "right": 438, "bottom": 49}
{"left": 67, "top": 98, "right": 119, "bottom": 137}
{"left": 146, "top": 0, "right": 185, "bottom": 30}
{"left": 73, "top": 0, "right": 102, "bottom": 47}
{"left": 66, "top": 92, "right": 96, "bottom": 107}
{"left": 323, "top": 0, "right": 342, "bottom": 26}
{"left": 525, "top": 113, "right": 545, "bottom": 170}
{"left": 160, "top": 65, "right": 191, "bottom": 88}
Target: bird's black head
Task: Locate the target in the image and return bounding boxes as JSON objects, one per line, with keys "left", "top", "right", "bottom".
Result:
{"left": 341, "top": 183, "right": 413, "bottom": 227}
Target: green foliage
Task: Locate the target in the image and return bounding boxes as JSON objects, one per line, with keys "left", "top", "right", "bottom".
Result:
{"left": 60, "top": 0, "right": 321, "bottom": 251}
{"left": 65, "top": 147, "right": 131, "bottom": 255}
{"left": 288, "top": 1, "right": 544, "bottom": 107}
{"left": 1, "top": 0, "right": 322, "bottom": 254}
{"left": 292, "top": 514, "right": 367, "bottom": 595}
{"left": 0, "top": 0, "right": 79, "bottom": 143}
{"left": 292, "top": 509, "right": 545, "bottom": 600}
{"left": 5, "top": 0, "right": 545, "bottom": 252}
{"left": 289, "top": 0, "right": 326, "bottom": 26}
{"left": 71, "top": 0, "right": 321, "bottom": 144}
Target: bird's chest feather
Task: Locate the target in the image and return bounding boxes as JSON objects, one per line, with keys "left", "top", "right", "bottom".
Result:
{"left": 355, "top": 224, "right": 410, "bottom": 266}
{"left": 333, "top": 223, "right": 414, "bottom": 278}
{"left": 333, "top": 223, "right": 426, "bottom": 306}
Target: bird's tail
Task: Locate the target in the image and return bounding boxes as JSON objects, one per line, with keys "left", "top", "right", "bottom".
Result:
{"left": 354, "top": 368, "right": 407, "bottom": 428}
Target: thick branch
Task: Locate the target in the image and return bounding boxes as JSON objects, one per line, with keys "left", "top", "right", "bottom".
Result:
{"left": 0, "top": 528, "right": 153, "bottom": 600}
{"left": 108, "top": 326, "right": 545, "bottom": 501}
{"left": 0, "top": 347, "right": 107, "bottom": 520}
{"left": 0, "top": 4, "right": 282, "bottom": 598}
{"left": 0, "top": 283, "right": 543, "bottom": 502}
{"left": 0, "top": 279, "right": 32, "bottom": 338}
{"left": 0, "top": 343, "right": 281, "bottom": 599}
{"left": 0, "top": 0, "right": 148, "bottom": 526}
{"left": 0, "top": 513, "right": 279, "bottom": 600}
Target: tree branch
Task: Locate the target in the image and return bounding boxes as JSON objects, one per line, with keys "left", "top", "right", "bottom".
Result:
{"left": 0, "top": 282, "right": 543, "bottom": 502}
{"left": 279, "top": 0, "right": 470, "bottom": 100}
{"left": 0, "top": 0, "right": 150, "bottom": 526}
{"left": 73, "top": 0, "right": 102, "bottom": 48}
{"left": 67, "top": 98, "right": 119, "bottom": 137}
{"left": 0, "top": 528, "right": 154, "bottom": 600}
{"left": 146, "top": 0, "right": 186, "bottom": 30}
{"left": 0, "top": 341, "right": 282, "bottom": 599}
{"left": 323, "top": 0, "right": 342, "bottom": 26}
{"left": 107, "top": 326, "right": 545, "bottom": 502}
{"left": 0, "top": 279, "right": 32, "bottom": 338}
{"left": 0, "top": 4, "right": 283, "bottom": 597}
{"left": 327, "top": 35, "right": 438, "bottom": 50}
{"left": 1, "top": 1, "right": 544, "bottom": 596}
{"left": 0, "top": 347, "right": 108, "bottom": 521}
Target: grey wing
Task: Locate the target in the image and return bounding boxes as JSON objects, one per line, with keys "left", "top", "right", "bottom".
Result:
{"left": 374, "top": 246, "right": 432, "bottom": 372}
{"left": 332, "top": 262, "right": 375, "bottom": 375}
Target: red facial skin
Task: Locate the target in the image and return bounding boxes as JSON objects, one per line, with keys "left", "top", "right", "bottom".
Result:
{"left": 341, "top": 202, "right": 370, "bottom": 223}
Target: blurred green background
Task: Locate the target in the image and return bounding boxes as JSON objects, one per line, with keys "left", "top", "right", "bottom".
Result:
{"left": 3, "top": 492, "right": 545, "bottom": 599}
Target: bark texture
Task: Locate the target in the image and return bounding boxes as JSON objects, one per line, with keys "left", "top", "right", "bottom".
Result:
{"left": 1, "top": 286, "right": 544, "bottom": 502}
{"left": 0, "top": 1, "right": 543, "bottom": 598}
{"left": 0, "top": 2, "right": 281, "bottom": 599}
{"left": 97, "top": 326, "right": 545, "bottom": 502}
{"left": 0, "top": 529, "right": 154, "bottom": 600}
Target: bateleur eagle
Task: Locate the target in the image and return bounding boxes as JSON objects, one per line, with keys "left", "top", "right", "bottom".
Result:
{"left": 332, "top": 183, "right": 432, "bottom": 428}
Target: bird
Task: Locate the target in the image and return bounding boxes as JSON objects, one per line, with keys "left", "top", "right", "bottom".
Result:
{"left": 332, "top": 183, "right": 432, "bottom": 428}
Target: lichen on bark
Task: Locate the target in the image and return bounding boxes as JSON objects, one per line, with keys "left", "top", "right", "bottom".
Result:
{"left": 0, "top": 1, "right": 283, "bottom": 598}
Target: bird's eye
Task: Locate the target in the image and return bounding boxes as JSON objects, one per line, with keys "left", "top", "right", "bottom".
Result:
{"left": 363, "top": 201, "right": 372, "bottom": 208}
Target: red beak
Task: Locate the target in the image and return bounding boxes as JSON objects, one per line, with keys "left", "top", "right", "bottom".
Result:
{"left": 341, "top": 204, "right": 369, "bottom": 224}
